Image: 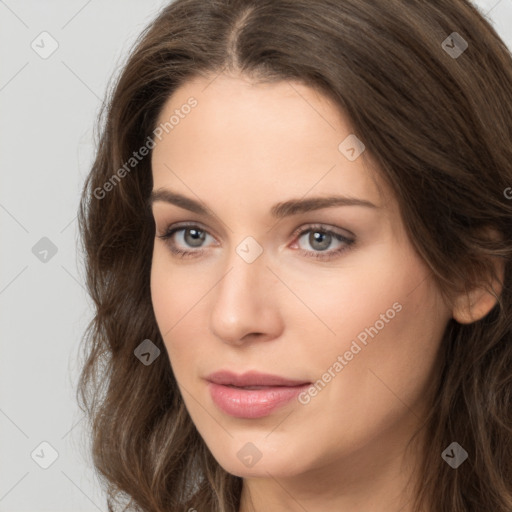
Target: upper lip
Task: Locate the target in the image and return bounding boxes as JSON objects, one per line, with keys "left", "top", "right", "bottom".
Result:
{"left": 205, "top": 370, "right": 311, "bottom": 387}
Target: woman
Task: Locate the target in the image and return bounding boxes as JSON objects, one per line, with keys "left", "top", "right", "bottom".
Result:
{"left": 77, "top": 0, "right": 512, "bottom": 510}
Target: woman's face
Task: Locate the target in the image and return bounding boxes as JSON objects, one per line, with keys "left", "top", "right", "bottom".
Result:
{"left": 150, "top": 74, "right": 452, "bottom": 481}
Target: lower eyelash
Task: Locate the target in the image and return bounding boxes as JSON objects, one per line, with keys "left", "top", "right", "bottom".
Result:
{"left": 170, "top": 246, "right": 204, "bottom": 258}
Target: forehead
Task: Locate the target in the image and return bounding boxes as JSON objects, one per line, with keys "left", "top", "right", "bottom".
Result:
{"left": 151, "top": 74, "right": 389, "bottom": 212}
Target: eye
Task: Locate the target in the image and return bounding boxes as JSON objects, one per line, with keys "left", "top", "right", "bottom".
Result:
{"left": 156, "top": 222, "right": 355, "bottom": 261}
{"left": 156, "top": 222, "right": 216, "bottom": 258}
{"left": 291, "top": 224, "right": 355, "bottom": 261}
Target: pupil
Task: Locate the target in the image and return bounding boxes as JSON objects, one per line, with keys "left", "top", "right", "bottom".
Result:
{"left": 310, "top": 231, "right": 330, "bottom": 251}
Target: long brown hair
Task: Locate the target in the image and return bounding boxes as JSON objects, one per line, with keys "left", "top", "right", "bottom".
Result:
{"left": 77, "top": 1, "right": 512, "bottom": 510}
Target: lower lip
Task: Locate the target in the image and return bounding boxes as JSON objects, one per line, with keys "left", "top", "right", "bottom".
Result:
{"left": 207, "top": 382, "right": 310, "bottom": 419}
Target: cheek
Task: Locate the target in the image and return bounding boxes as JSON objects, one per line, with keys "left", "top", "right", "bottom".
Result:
{"left": 277, "top": 247, "right": 415, "bottom": 356}
{"left": 150, "top": 253, "right": 187, "bottom": 359}
{"left": 324, "top": 278, "right": 445, "bottom": 431}
{"left": 291, "top": 245, "right": 447, "bottom": 401}
{"left": 150, "top": 250, "right": 216, "bottom": 375}
{"left": 150, "top": 248, "right": 207, "bottom": 331}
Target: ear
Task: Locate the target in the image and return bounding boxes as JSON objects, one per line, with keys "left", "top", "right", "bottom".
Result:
{"left": 452, "top": 253, "right": 505, "bottom": 325}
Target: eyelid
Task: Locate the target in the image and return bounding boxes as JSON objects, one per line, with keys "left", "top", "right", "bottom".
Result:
{"left": 156, "top": 220, "right": 218, "bottom": 241}
{"left": 290, "top": 222, "right": 354, "bottom": 241}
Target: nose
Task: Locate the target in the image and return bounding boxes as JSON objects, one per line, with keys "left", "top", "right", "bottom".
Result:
{"left": 209, "top": 245, "right": 283, "bottom": 346}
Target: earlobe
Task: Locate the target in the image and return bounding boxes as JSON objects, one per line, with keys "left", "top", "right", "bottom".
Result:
{"left": 452, "top": 286, "right": 501, "bottom": 324}
{"left": 451, "top": 257, "right": 505, "bottom": 325}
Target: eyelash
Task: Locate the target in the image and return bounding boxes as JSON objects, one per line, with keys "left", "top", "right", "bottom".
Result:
{"left": 156, "top": 222, "right": 355, "bottom": 261}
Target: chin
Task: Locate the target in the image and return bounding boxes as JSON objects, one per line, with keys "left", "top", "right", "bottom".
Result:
{"left": 207, "top": 439, "right": 310, "bottom": 479}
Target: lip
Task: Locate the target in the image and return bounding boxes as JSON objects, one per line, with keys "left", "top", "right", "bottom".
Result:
{"left": 205, "top": 370, "right": 310, "bottom": 387}
{"left": 205, "top": 370, "right": 311, "bottom": 419}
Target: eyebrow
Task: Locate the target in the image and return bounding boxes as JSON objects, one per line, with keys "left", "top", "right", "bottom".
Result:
{"left": 148, "top": 188, "right": 378, "bottom": 218}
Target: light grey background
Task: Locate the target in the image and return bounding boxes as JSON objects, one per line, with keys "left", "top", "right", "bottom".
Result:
{"left": 1, "top": 1, "right": 511, "bottom": 510}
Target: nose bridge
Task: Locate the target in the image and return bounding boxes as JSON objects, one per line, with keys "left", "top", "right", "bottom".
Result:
{"left": 218, "top": 236, "right": 267, "bottom": 306}
{"left": 209, "top": 235, "right": 277, "bottom": 343}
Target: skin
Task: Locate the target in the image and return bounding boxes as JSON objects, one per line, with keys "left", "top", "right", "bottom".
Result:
{"left": 149, "top": 73, "right": 501, "bottom": 512}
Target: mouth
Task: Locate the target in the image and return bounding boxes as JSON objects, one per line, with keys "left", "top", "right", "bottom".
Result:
{"left": 205, "top": 370, "right": 312, "bottom": 419}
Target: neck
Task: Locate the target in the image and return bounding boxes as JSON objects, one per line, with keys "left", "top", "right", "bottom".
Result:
{"left": 238, "top": 416, "right": 429, "bottom": 512}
